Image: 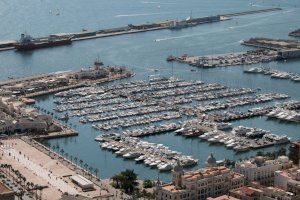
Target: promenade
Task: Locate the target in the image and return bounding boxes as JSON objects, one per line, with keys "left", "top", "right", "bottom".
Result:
{"left": 0, "top": 138, "right": 130, "bottom": 199}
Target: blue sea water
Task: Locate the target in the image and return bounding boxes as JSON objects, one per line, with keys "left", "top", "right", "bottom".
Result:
{"left": 0, "top": 0, "right": 299, "bottom": 181}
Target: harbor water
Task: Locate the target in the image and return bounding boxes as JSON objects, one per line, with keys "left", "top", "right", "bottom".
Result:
{"left": 0, "top": 0, "right": 300, "bottom": 181}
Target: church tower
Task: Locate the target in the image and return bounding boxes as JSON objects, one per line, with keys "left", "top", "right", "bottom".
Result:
{"left": 205, "top": 153, "right": 217, "bottom": 168}
{"left": 172, "top": 160, "right": 184, "bottom": 188}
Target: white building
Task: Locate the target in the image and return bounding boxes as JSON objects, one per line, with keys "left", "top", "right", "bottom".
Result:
{"left": 234, "top": 156, "right": 293, "bottom": 185}
{"left": 274, "top": 168, "right": 300, "bottom": 195}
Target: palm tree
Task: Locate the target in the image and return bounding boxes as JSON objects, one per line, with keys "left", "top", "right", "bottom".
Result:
{"left": 79, "top": 160, "right": 83, "bottom": 168}
{"left": 70, "top": 155, "right": 73, "bottom": 163}
{"left": 111, "top": 173, "right": 122, "bottom": 189}
{"left": 94, "top": 168, "right": 99, "bottom": 178}
{"left": 65, "top": 152, "right": 69, "bottom": 160}
{"left": 89, "top": 167, "right": 93, "bottom": 178}
{"left": 84, "top": 163, "right": 88, "bottom": 170}
{"left": 60, "top": 149, "right": 64, "bottom": 157}
{"left": 74, "top": 156, "right": 78, "bottom": 164}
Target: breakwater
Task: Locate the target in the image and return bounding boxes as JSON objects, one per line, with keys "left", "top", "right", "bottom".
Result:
{"left": 0, "top": 8, "right": 282, "bottom": 52}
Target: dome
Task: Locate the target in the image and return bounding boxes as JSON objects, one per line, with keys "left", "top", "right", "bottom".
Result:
{"left": 206, "top": 153, "right": 217, "bottom": 167}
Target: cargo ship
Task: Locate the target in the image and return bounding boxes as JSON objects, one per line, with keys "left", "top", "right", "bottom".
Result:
{"left": 14, "top": 33, "right": 72, "bottom": 51}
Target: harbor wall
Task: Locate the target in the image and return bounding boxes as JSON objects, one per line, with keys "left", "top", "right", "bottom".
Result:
{"left": 0, "top": 8, "right": 282, "bottom": 52}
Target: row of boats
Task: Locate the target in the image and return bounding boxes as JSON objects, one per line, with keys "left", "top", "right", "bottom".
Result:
{"left": 79, "top": 105, "right": 173, "bottom": 123}
{"left": 91, "top": 111, "right": 181, "bottom": 131}
{"left": 67, "top": 101, "right": 157, "bottom": 118}
{"left": 212, "top": 101, "right": 300, "bottom": 122}
{"left": 267, "top": 108, "right": 300, "bottom": 123}
{"left": 244, "top": 67, "right": 300, "bottom": 82}
{"left": 122, "top": 123, "right": 180, "bottom": 137}
{"left": 95, "top": 134, "right": 198, "bottom": 171}
{"left": 54, "top": 97, "right": 128, "bottom": 112}
{"left": 195, "top": 93, "right": 289, "bottom": 112}
{"left": 199, "top": 125, "right": 290, "bottom": 152}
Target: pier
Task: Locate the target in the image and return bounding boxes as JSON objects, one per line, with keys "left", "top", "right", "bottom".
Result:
{"left": 167, "top": 49, "right": 278, "bottom": 68}
{"left": 241, "top": 38, "right": 300, "bottom": 59}
{"left": 0, "top": 8, "right": 282, "bottom": 52}
{"left": 0, "top": 64, "right": 133, "bottom": 99}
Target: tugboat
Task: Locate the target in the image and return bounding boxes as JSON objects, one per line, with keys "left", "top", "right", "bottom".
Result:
{"left": 14, "top": 33, "right": 72, "bottom": 51}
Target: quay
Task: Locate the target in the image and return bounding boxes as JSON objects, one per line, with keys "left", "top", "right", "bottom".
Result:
{"left": 0, "top": 8, "right": 282, "bottom": 52}
{"left": 33, "top": 120, "right": 78, "bottom": 140}
{"left": 0, "top": 63, "right": 132, "bottom": 98}
{"left": 241, "top": 38, "right": 300, "bottom": 59}
{"left": 167, "top": 49, "right": 278, "bottom": 68}
{"left": 168, "top": 36, "right": 300, "bottom": 69}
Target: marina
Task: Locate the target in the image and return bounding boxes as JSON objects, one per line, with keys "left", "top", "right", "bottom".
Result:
{"left": 241, "top": 37, "right": 300, "bottom": 52}
{"left": 1, "top": 0, "right": 300, "bottom": 185}
{"left": 52, "top": 78, "right": 291, "bottom": 132}
{"left": 47, "top": 76, "right": 296, "bottom": 158}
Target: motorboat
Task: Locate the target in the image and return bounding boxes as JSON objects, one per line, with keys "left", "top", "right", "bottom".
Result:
{"left": 158, "top": 163, "right": 173, "bottom": 171}
{"left": 135, "top": 155, "right": 146, "bottom": 162}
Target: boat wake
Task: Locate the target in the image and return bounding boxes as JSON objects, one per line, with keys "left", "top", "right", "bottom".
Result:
{"left": 141, "top": 1, "right": 175, "bottom": 5}
{"left": 115, "top": 11, "right": 172, "bottom": 18}
{"left": 154, "top": 29, "right": 225, "bottom": 42}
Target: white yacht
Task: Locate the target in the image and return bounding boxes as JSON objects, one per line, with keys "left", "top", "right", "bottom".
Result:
{"left": 158, "top": 163, "right": 173, "bottom": 171}
{"left": 135, "top": 155, "right": 146, "bottom": 162}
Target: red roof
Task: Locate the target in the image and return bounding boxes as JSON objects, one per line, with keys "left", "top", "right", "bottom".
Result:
{"left": 240, "top": 186, "right": 256, "bottom": 196}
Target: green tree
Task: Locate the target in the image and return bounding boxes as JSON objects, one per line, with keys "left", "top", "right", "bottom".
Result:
{"left": 143, "top": 179, "right": 153, "bottom": 188}
{"left": 111, "top": 169, "right": 137, "bottom": 194}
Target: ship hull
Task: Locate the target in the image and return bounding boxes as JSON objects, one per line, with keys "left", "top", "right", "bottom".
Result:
{"left": 14, "top": 38, "right": 72, "bottom": 51}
